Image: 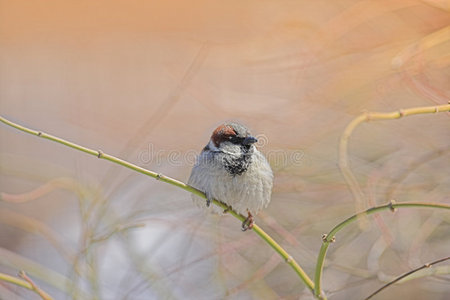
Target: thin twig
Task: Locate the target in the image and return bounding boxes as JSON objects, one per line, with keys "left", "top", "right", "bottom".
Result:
{"left": 338, "top": 104, "right": 450, "bottom": 225}
{"left": 313, "top": 201, "right": 450, "bottom": 298}
{"left": 0, "top": 115, "right": 316, "bottom": 295}
{"left": 364, "top": 256, "right": 450, "bottom": 300}
{"left": 314, "top": 103, "right": 450, "bottom": 298}
{"left": 18, "top": 270, "right": 54, "bottom": 300}
{"left": 0, "top": 272, "right": 34, "bottom": 291}
{"left": 0, "top": 247, "right": 88, "bottom": 298}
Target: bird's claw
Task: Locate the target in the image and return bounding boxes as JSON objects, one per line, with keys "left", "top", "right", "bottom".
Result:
{"left": 205, "top": 193, "right": 213, "bottom": 207}
{"left": 241, "top": 212, "right": 254, "bottom": 231}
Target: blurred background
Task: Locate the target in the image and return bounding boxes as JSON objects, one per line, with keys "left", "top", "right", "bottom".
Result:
{"left": 0, "top": 1, "right": 449, "bottom": 299}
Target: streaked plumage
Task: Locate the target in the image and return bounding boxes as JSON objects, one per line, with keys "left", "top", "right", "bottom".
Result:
{"left": 188, "top": 122, "right": 273, "bottom": 230}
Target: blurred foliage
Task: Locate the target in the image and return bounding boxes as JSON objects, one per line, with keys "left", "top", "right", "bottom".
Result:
{"left": 1, "top": 0, "right": 449, "bottom": 299}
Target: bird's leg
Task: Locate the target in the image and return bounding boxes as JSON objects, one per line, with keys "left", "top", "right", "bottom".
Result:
{"left": 205, "top": 192, "right": 212, "bottom": 207}
{"left": 241, "top": 211, "right": 254, "bottom": 231}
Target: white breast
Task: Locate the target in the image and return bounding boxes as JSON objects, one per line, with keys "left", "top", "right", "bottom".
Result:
{"left": 188, "top": 147, "right": 273, "bottom": 216}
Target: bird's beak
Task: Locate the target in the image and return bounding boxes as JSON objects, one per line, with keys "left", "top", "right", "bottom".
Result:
{"left": 243, "top": 136, "right": 258, "bottom": 145}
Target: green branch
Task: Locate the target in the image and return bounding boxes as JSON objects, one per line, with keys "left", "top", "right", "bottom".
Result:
{"left": 313, "top": 201, "right": 450, "bottom": 297}
{"left": 364, "top": 255, "right": 450, "bottom": 299}
{"left": 0, "top": 116, "right": 316, "bottom": 294}
{"left": 0, "top": 272, "right": 34, "bottom": 291}
{"left": 338, "top": 103, "right": 450, "bottom": 220}
{"left": 0, "top": 271, "right": 53, "bottom": 300}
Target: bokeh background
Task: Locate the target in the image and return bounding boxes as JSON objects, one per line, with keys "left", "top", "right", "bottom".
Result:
{"left": 1, "top": 1, "right": 449, "bottom": 299}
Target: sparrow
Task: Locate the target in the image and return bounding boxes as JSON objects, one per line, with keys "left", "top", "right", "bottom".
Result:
{"left": 188, "top": 122, "right": 273, "bottom": 231}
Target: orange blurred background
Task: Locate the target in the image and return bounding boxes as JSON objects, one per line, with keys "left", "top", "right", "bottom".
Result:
{"left": 1, "top": 1, "right": 449, "bottom": 299}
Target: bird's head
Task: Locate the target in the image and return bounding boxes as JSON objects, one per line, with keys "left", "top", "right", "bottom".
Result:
{"left": 209, "top": 122, "right": 258, "bottom": 153}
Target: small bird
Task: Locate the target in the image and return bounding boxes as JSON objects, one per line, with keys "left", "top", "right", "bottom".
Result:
{"left": 188, "top": 122, "right": 273, "bottom": 231}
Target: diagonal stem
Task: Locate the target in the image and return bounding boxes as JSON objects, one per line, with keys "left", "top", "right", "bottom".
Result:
{"left": 0, "top": 115, "right": 316, "bottom": 294}
{"left": 364, "top": 256, "right": 450, "bottom": 300}
{"left": 313, "top": 201, "right": 450, "bottom": 297}
{"left": 338, "top": 104, "right": 450, "bottom": 225}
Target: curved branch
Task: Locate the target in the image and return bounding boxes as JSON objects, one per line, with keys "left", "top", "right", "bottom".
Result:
{"left": 0, "top": 116, "right": 316, "bottom": 294}
{"left": 364, "top": 256, "right": 450, "bottom": 300}
{"left": 338, "top": 104, "right": 450, "bottom": 220}
{"left": 0, "top": 271, "right": 53, "bottom": 300}
{"left": 18, "top": 271, "right": 54, "bottom": 300}
{"left": 313, "top": 201, "right": 450, "bottom": 297}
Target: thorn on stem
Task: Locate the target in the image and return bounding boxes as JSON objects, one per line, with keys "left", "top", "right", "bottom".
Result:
{"left": 18, "top": 270, "right": 52, "bottom": 300}
{"left": 155, "top": 173, "right": 163, "bottom": 180}
{"left": 37, "top": 131, "right": 42, "bottom": 136}
{"left": 398, "top": 110, "right": 405, "bottom": 117}
{"left": 362, "top": 110, "right": 371, "bottom": 121}
{"left": 97, "top": 150, "right": 103, "bottom": 158}
{"left": 389, "top": 200, "right": 397, "bottom": 213}
{"left": 322, "top": 234, "right": 336, "bottom": 243}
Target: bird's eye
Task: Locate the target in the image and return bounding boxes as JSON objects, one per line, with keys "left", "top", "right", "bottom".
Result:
{"left": 228, "top": 136, "right": 245, "bottom": 144}
{"left": 228, "top": 135, "right": 236, "bottom": 141}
